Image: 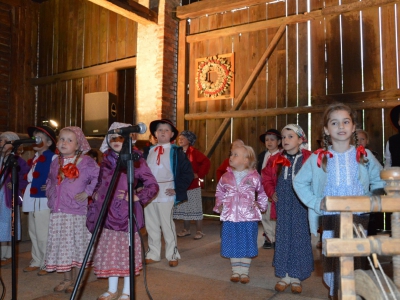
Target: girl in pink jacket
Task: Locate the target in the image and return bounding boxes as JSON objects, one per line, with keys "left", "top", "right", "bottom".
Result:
{"left": 213, "top": 145, "right": 268, "bottom": 284}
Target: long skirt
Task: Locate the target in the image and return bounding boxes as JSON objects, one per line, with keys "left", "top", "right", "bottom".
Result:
{"left": 220, "top": 221, "right": 258, "bottom": 258}
{"left": 45, "top": 213, "right": 92, "bottom": 272}
{"left": 173, "top": 187, "right": 203, "bottom": 220}
{"left": 94, "top": 228, "right": 142, "bottom": 277}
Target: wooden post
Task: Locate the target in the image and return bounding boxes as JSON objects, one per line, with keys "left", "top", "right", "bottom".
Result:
{"left": 339, "top": 212, "right": 356, "bottom": 300}
{"left": 381, "top": 167, "right": 400, "bottom": 289}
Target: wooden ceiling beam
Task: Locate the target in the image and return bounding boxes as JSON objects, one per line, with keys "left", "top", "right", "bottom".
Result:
{"left": 87, "top": 0, "right": 157, "bottom": 25}
{"left": 31, "top": 57, "right": 137, "bottom": 86}
{"left": 176, "top": 0, "right": 274, "bottom": 20}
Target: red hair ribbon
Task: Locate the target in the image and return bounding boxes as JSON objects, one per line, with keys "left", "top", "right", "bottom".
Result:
{"left": 154, "top": 146, "right": 164, "bottom": 165}
{"left": 57, "top": 163, "right": 79, "bottom": 185}
{"left": 271, "top": 154, "right": 291, "bottom": 168}
{"left": 314, "top": 148, "right": 333, "bottom": 168}
{"left": 356, "top": 145, "right": 367, "bottom": 162}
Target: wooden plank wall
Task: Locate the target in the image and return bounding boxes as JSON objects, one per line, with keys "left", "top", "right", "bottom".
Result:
{"left": 36, "top": 0, "right": 138, "bottom": 130}
{"left": 186, "top": 0, "right": 400, "bottom": 190}
{"left": 0, "top": 0, "right": 38, "bottom": 133}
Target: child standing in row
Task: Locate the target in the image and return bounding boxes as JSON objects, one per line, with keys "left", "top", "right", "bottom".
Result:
{"left": 293, "top": 103, "right": 385, "bottom": 298}
{"left": 214, "top": 145, "right": 268, "bottom": 284}
{"left": 144, "top": 119, "right": 193, "bottom": 267}
{"left": 257, "top": 129, "right": 281, "bottom": 249}
{"left": 262, "top": 124, "right": 313, "bottom": 294}
{"left": 174, "top": 130, "right": 211, "bottom": 240}
{"left": 0, "top": 132, "right": 29, "bottom": 265}
{"left": 87, "top": 122, "right": 159, "bottom": 300}
{"left": 45, "top": 127, "right": 99, "bottom": 293}
{"left": 22, "top": 125, "right": 57, "bottom": 275}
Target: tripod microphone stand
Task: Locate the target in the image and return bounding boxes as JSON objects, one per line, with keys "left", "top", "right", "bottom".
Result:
{"left": 71, "top": 135, "right": 140, "bottom": 299}
{"left": 0, "top": 145, "right": 23, "bottom": 300}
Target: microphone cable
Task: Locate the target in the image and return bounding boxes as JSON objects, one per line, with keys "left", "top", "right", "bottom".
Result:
{"left": 133, "top": 212, "right": 154, "bottom": 300}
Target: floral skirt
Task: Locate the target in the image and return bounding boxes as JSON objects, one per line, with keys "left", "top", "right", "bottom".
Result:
{"left": 94, "top": 228, "right": 142, "bottom": 277}
{"left": 45, "top": 213, "right": 92, "bottom": 272}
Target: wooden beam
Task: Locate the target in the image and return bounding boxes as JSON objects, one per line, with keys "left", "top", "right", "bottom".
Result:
{"left": 87, "top": 0, "right": 157, "bottom": 25}
{"left": 204, "top": 25, "right": 286, "bottom": 158}
{"left": 322, "top": 0, "right": 398, "bottom": 16}
{"left": 185, "top": 99, "right": 400, "bottom": 121}
{"left": 186, "top": 0, "right": 399, "bottom": 43}
{"left": 187, "top": 10, "right": 320, "bottom": 43}
{"left": 176, "top": 20, "right": 187, "bottom": 131}
{"left": 31, "top": 57, "right": 137, "bottom": 86}
{"left": 176, "top": 0, "right": 274, "bottom": 20}
{"left": 312, "top": 88, "right": 400, "bottom": 104}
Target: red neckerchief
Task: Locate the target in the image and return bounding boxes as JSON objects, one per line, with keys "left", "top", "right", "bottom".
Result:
{"left": 271, "top": 154, "right": 291, "bottom": 168}
{"left": 314, "top": 148, "right": 333, "bottom": 168}
{"left": 356, "top": 145, "right": 367, "bottom": 162}
{"left": 154, "top": 146, "right": 164, "bottom": 165}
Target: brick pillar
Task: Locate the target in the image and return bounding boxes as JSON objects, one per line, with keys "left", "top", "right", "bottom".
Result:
{"left": 136, "top": 0, "right": 179, "bottom": 139}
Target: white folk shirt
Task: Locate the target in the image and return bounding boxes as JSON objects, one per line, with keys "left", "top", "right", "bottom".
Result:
{"left": 147, "top": 143, "right": 174, "bottom": 203}
{"left": 262, "top": 149, "right": 280, "bottom": 170}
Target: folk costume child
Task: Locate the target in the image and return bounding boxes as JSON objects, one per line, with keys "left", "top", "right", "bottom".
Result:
{"left": 45, "top": 126, "right": 99, "bottom": 293}
{"left": 87, "top": 122, "right": 159, "bottom": 300}
{"left": 257, "top": 129, "right": 281, "bottom": 249}
{"left": 293, "top": 103, "right": 385, "bottom": 298}
{"left": 22, "top": 125, "right": 57, "bottom": 275}
{"left": 214, "top": 145, "right": 268, "bottom": 284}
{"left": 174, "top": 130, "right": 211, "bottom": 240}
{"left": 0, "top": 132, "right": 29, "bottom": 265}
{"left": 262, "top": 124, "right": 313, "bottom": 294}
{"left": 144, "top": 119, "right": 193, "bottom": 267}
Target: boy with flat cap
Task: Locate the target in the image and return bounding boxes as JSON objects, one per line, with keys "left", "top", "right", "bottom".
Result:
{"left": 144, "top": 119, "right": 193, "bottom": 267}
{"left": 22, "top": 125, "right": 57, "bottom": 275}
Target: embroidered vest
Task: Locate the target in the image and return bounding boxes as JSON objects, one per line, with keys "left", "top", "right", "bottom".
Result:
{"left": 30, "top": 149, "right": 54, "bottom": 197}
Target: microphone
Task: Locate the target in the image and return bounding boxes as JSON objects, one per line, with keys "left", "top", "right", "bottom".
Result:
{"left": 5, "top": 136, "right": 42, "bottom": 145}
{"left": 107, "top": 123, "right": 147, "bottom": 135}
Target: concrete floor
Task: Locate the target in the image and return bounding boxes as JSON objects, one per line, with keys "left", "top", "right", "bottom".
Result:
{"left": 0, "top": 218, "right": 386, "bottom": 300}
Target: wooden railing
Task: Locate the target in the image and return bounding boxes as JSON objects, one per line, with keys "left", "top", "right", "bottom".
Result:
{"left": 321, "top": 167, "right": 400, "bottom": 299}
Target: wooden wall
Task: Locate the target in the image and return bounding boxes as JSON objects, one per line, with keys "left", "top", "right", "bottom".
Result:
{"left": 183, "top": 0, "right": 400, "bottom": 191}
{"left": 35, "top": 0, "right": 138, "bottom": 130}
{"left": 0, "top": 0, "right": 38, "bottom": 133}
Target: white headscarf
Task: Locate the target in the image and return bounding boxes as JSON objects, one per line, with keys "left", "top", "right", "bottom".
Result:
{"left": 99, "top": 122, "right": 133, "bottom": 153}
{"left": 282, "top": 124, "right": 308, "bottom": 150}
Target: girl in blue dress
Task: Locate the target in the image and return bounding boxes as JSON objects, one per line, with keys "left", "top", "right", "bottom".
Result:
{"left": 262, "top": 124, "right": 312, "bottom": 294}
{"left": 294, "top": 103, "right": 385, "bottom": 298}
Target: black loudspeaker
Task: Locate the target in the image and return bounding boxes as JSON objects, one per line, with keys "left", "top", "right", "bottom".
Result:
{"left": 84, "top": 92, "right": 117, "bottom": 136}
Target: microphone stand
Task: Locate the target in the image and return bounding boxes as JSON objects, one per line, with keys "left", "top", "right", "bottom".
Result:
{"left": 0, "top": 145, "right": 21, "bottom": 300}
{"left": 71, "top": 135, "right": 140, "bottom": 300}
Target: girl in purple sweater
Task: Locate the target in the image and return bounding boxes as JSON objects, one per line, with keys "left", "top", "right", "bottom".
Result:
{"left": 45, "top": 127, "right": 99, "bottom": 293}
{"left": 88, "top": 122, "right": 159, "bottom": 300}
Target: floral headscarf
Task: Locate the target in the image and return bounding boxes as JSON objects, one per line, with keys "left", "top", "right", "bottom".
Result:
{"left": 282, "top": 124, "right": 308, "bottom": 150}
{"left": 60, "top": 126, "right": 91, "bottom": 154}
{"left": 99, "top": 122, "right": 133, "bottom": 153}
